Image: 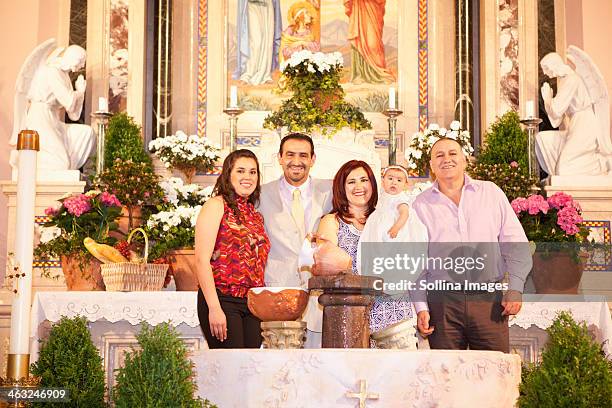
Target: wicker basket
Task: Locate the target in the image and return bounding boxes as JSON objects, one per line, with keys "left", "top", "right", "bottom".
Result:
{"left": 101, "top": 228, "right": 168, "bottom": 291}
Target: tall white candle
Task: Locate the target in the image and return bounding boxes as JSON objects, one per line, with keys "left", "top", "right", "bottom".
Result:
{"left": 526, "top": 100, "right": 535, "bottom": 118}
{"left": 230, "top": 86, "right": 238, "bottom": 108}
{"left": 9, "top": 131, "right": 38, "bottom": 356}
{"left": 388, "top": 87, "right": 396, "bottom": 109}
{"left": 98, "top": 97, "right": 108, "bottom": 112}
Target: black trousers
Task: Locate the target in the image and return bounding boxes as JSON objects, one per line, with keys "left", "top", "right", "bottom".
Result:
{"left": 197, "top": 288, "right": 262, "bottom": 349}
{"left": 426, "top": 290, "right": 509, "bottom": 353}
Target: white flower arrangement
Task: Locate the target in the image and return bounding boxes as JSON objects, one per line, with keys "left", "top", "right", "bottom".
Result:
{"left": 280, "top": 50, "right": 344, "bottom": 74}
{"left": 148, "top": 131, "right": 220, "bottom": 183}
{"left": 145, "top": 177, "right": 214, "bottom": 259}
{"left": 404, "top": 121, "right": 474, "bottom": 175}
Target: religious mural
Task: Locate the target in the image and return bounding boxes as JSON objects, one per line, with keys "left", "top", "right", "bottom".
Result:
{"left": 227, "top": 0, "right": 398, "bottom": 112}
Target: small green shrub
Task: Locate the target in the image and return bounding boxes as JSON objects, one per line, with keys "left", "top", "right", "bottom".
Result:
{"left": 30, "top": 316, "right": 105, "bottom": 407}
{"left": 518, "top": 311, "right": 612, "bottom": 408}
{"left": 478, "top": 110, "right": 529, "bottom": 168}
{"left": 104, "top": 112, "right": 152, "bottom": 169}
{"left": 113, "top": 323, "right": 217, "bottom": 407}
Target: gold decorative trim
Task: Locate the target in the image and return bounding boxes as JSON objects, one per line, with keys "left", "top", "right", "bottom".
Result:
{"left": 5, "top": 354, "right": 29, "bottom": 381}
{"left": 16, "top": 130, "right": 40, "bottom": 151}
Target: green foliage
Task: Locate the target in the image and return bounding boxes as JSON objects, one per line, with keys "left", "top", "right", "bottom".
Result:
{"left": 519, "top": 311, "right": 612, "bottom": 408}
{"left": 472, "top": 111, "right": 538, "bottom": 200}
{"left": 30, "top": 316, "right": 105, "bottom": 407}
{"left": 113, "top": 323, "right": 216, "bottom": 408}
{"left": 468, "top": 162, "right": 537, "bottom": 202}
{"left": 95, "top": 159, "right": 163, "bottom": 211}
{"left": 263, "top": 53, "right": 371, "bottom": 134}
{"left": 478, "top": 111, "right": 529, "bottom": 168}
{"left": 34, "top": 191, "right": 122, "bottom": 277}
{"left": 104, "top": 112, "right": 153, "bottom": 169}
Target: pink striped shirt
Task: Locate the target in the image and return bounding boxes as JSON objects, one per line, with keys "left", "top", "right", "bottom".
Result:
{"left": 411, "top": 175, "right": 532, "bottom": 313}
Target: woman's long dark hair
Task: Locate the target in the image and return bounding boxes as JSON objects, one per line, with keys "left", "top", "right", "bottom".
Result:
{"left": 213, "top": 149, "right": 261, "bottom": 222}
{"left": 331, "top": 160, "right": 378, "bottom": 224}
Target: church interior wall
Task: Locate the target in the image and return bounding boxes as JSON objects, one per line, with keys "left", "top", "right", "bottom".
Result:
{"left": 2, "top": 0, "right": 612, "bottom": 280}
{"left": 0, "top": 0, "right": 69, "bottom": 281}
{"left": 564, "top": 0, "right": 612, "bottom": 134}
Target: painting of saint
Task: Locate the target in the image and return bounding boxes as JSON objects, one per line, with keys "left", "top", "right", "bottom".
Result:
{"left": 279, "top": 1, "right": 321, "bottom": 66}
{"left": 344, "top": 0, "right": 395, "bottom": 84}
{"left": 234, "top": 0, "right": 282, "bottom": 86}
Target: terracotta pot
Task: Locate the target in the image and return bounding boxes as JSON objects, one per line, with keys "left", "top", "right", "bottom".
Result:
{"left": 61, "top": 256, "right": 105, "bottom": 291}
{"left": 247, "top": 287, "right": 309, "bottom": 322}
{"left": 117, "top": 206, "right": 142, "bottom": 235}
{"left": 167, "top": 249, "right": 198, "bottom": 291}
{"left": 532, "top": 251, "right": 586, "bottom": 294}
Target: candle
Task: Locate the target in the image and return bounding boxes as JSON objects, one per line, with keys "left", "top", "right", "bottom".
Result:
{"left": 9, "top": 130, "right": 38, "bottom": 357}
{"left": 388, "top": 87, "right": 396, "bottom": 110}
{"left": 98, "top": 97, "right": 108, "bottom": 112}
{"left": 230, "top": 86, "right": 238, "bottom": 108}
{"left": 526, "top": 100, "right": 535, "bottom": 118}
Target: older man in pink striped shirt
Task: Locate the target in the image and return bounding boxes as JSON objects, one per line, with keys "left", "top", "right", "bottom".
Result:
{"left": 412, "top": 138, "right": 532, "bottom": 352}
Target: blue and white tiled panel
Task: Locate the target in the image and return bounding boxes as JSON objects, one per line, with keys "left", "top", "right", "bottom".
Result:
{"left": 584, "top": 220, "right": 612, "bottom": 272}
{"left": 33, "top": 215, "right": 61, "bottom": 269}
{"left": 222, "top": 131, "right": 262, "bottom": 149}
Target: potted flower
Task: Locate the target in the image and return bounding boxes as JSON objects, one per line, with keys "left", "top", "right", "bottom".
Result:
{"left": 34, "top": 190, "right": 123, "bottom": 290}
{"left": 148, "top": 131, "right": 220, "bottom": 183}
{"left": 468, "top": 161, "right": 538, "bottom": 202}
{"left": 404, "top": 121, "right": 474, "bottom": 176}
{"left": 263, "top": 50, "right": 371, "bottom": 136}
{"left": 510, "top": 192, "right": 590, "bottom": 294}
{"left": 145, "top": 177, "right": 213, "bottom": 290}
{"left": 95, "top": 159, "right": 163, "bottom": 234}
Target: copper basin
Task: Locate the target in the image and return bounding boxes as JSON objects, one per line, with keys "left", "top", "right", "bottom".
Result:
{"left": 247, "top": 287, "right": 309, "bottom": 322}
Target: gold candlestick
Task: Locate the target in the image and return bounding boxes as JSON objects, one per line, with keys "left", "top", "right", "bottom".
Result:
{"left": 223, "top": 107, "right": 244, "bottom": 152}
{"left": 382, "top": 109, "right": 403, "bottom": 165}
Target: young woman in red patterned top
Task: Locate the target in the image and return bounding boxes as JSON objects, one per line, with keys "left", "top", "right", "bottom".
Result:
{"left": 195, "top": 149, "right": 270, "bottom": 348}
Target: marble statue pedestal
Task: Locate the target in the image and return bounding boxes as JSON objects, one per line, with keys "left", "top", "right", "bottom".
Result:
{"left": 308, "top": 275, "right": 382, "bottom": 348}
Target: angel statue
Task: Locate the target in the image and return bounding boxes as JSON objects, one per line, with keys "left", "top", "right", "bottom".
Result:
{"left": 10, "top": 39, "right": 95, "bottom": 174}
{"left": 536, "top": 46, "right": 612, "bottom": 176}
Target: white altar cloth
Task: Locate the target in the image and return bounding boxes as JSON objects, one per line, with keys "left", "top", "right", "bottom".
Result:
{"left": 30, "top": 291, "right": 199, "bottom": 360}
{"left": 193, "top": 349, "right": 521, "bottom": 408}
{"left": 30, "top": 292, "right": 612, "bottom": 361}
{"left": 509, "top": 294, "right": 612, "bottom": 358}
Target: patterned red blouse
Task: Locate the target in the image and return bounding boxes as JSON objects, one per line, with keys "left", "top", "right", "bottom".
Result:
{"left": 211, "top": 196, "right": 270, "bottom": 297}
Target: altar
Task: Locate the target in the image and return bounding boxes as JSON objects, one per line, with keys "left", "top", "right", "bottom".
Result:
{"left": 192, "top": 348, "right": 521, "bottom": 408}
{"left": 28, "top": 291, "right": 612, "bottom": 399}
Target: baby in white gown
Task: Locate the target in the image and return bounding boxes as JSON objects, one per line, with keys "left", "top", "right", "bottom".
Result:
{"left": 360, "top": 166, "right": 429, "bottom": 338}
{"left": 361, "top": 166, "right": 428, "bottom": 243}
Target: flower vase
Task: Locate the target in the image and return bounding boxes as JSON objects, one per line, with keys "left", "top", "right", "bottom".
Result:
{"left": 531, "top": 251, "right": 587, "bottom": 294}
{"left": 179, "top": 166, "right": 197, "bottom": 184}
{"left": 117, "top": 206, "right": 142, "bottom": 236}
{"left": 167, "top": 249, "right": 198, "bottom": 291}
{"left": 61, "top": 256, "right": 105, "bottom": 291}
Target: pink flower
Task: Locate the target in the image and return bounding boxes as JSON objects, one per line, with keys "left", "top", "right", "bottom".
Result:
{"left": 526, "top": 194, "right": 549, "bottom": 215}
{"left": 509, "top": 161, "right": 518, "bottom": 168}
{"left": 63, "top": 195, "right": 92, "bottom": 217}
{"left": 144, "top": 192, "right": 150, "bottom": 198}
{"left": 44, "top": 206, "right": 59, "bottom": 216}
{"left": 100, "top": 192, "right": 122, "bottom": 207}
{"left": 510, "top": 197, "right": 528, "bottom": 215}
{"left": 547, "top": 192, "right": 573, "bottom": 209}
{"left": 557, "top": 206, "right": 583, "bottom": 235}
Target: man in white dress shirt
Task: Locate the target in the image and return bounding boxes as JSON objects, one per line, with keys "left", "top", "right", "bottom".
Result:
{"left": 258, "top": 133, "right": 333, "bottom": 347}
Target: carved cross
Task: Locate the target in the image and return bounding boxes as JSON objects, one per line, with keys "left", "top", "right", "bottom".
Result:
{"left": 345, "top": 380, "right": 379, "bottom": 408}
